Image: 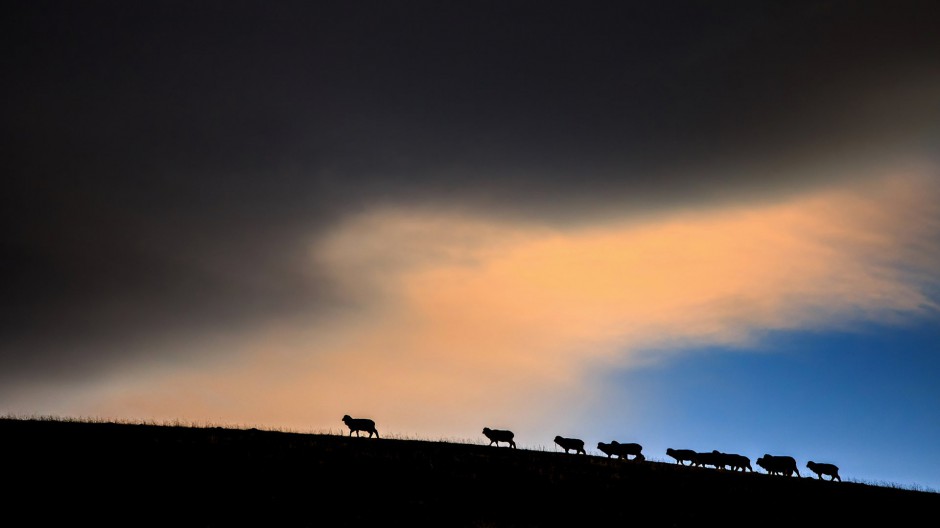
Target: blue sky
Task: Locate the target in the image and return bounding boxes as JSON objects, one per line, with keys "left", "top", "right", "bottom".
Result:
{"left": 3, "top": 1, "right": 939, "bottom": 493}
{"left": 586, "top": 316, "right": 940, "bottom": 490}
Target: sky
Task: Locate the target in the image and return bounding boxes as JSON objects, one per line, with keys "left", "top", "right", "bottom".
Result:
{"left": 3, "top": 1, "right": 940, "bottom": 490}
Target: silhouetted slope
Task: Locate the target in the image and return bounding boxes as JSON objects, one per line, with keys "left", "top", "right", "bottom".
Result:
{"left": 3, "top": 418, "right": 937, "bottom": 527}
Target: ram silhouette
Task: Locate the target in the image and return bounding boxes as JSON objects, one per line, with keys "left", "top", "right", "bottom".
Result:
{"left": 482, "top": 427, "right": 516, "bottom": 448}
{"left": 807, "top": 461, "right": 841, "bottom": 481}
{"left": 756, "top": 454, "right": 800, "bottom": 477}
{"left": 597, "top": 441, "right": 644, "bottom": 461}
{"left": 341, "top": 415, "right": 379, "bottom": 438}
{"left": 554, "top": 435, "right": 586, "bottom": 455}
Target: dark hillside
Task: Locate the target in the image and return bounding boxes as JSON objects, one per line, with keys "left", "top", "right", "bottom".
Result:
{"left": 3, "top": 418, "right": 937, "bottom": 527}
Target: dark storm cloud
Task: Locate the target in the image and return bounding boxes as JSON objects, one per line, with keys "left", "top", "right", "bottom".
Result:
{"left": 3, "top": 1, "right": 939, "bottom": 388}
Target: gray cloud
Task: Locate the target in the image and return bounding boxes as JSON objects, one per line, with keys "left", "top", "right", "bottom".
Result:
{"left": 3, "top": 0, "right": 939, "bottom": 389}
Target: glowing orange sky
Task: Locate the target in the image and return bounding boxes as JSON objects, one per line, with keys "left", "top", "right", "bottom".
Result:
{"left": 23, "top": 168, "right": 939, "bottom": 443}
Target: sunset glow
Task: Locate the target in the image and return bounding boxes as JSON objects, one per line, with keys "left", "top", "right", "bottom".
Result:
{"left": 6, "top": 2, "right": 940, "bottom": 492}
{"left": 35, "top": 170, "right": 933, "bottom": 450}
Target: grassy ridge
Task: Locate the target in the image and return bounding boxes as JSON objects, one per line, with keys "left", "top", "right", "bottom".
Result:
{"left": 4, "top": 417, "right": 937, "bottom": 527}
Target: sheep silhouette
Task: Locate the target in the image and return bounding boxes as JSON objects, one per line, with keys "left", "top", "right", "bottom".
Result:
{"left": 597, "top": 441, "right": 644, "bottom": 460}
{"left": 342, "top": 415, "right": 379, "bottom": 438}
{"left": 711, "top": 451, "right": 752, "bottom": 472}
{"left": 554, "top": 435, "right": 586, "bottom": 455}
{"left": 482, "top": 427, "right": 516, "bottom": 448}
{"left": 691, "top": 450, "right": 724, "bottom": 469}
{"left": 807, "top": 461, "right": 841, "bottom": 481}
{"left": 334, "top": 414, "right": 837, "bottom": 483}
{"left": 756, "top": 454, "right": 800, "bottom": 477}
{"left": 666, "top": 448, "right": 698, "bottom": 466}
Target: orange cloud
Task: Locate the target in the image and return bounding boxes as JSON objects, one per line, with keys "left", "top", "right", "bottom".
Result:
{"left": 53, "top": 169, "right": 940, "bottom": 442}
